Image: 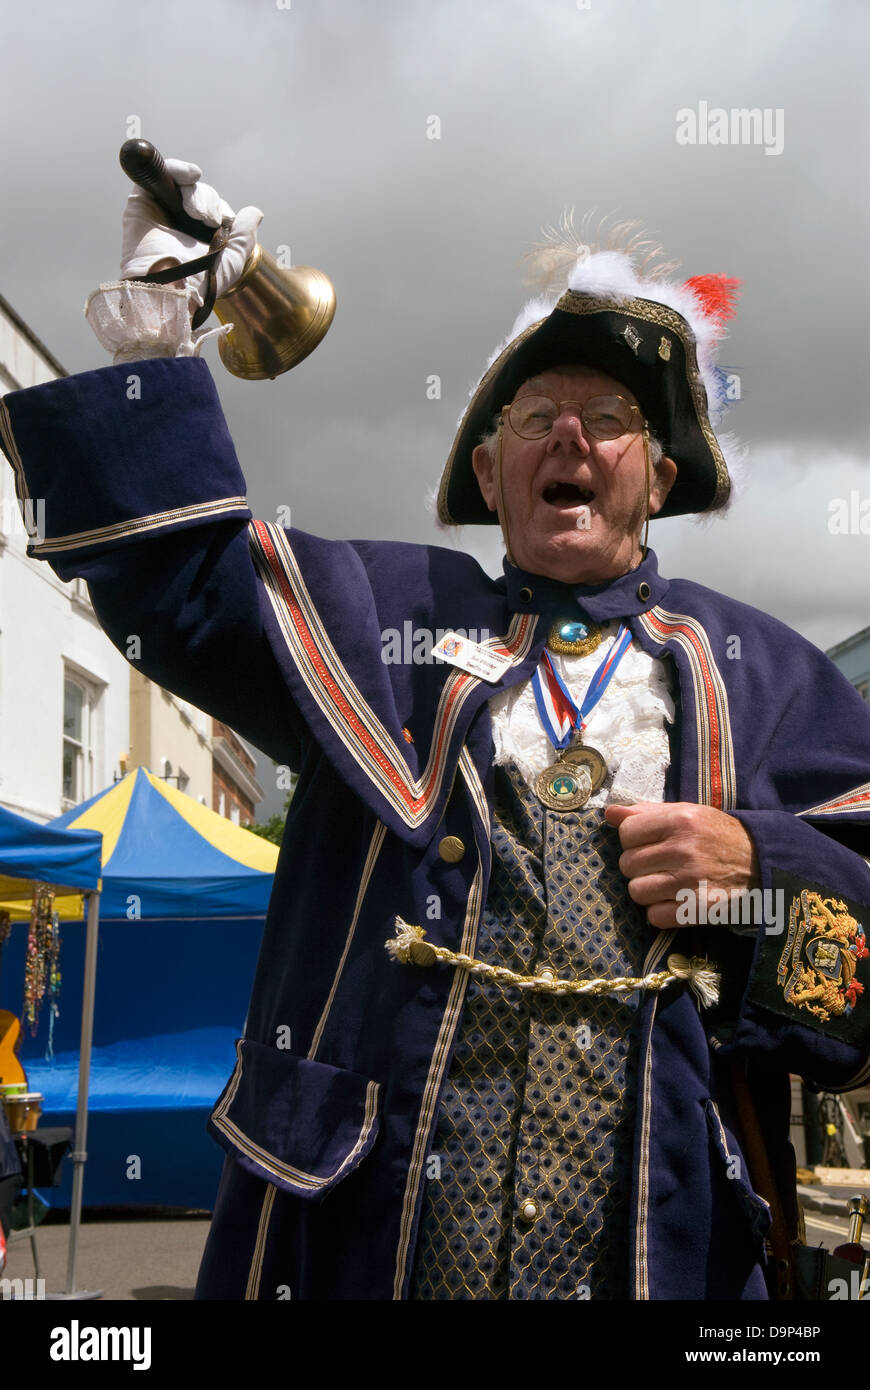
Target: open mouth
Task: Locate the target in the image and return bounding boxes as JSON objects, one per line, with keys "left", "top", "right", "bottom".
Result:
{"left": 541, "top": 482, "right": 595, "bottom": 507}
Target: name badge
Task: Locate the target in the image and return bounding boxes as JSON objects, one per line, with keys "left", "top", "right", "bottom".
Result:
{"left": 432, "top": 632, "right": 513, "bottom": 683}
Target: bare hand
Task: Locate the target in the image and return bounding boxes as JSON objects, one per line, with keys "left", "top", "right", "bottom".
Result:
{"left": 604, "top": 801, "right": 760, "bottom": 929}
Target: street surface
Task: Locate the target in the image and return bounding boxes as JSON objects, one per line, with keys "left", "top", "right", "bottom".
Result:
{"left": 1, "top": 1182, "right": 861, "bottom": 1299}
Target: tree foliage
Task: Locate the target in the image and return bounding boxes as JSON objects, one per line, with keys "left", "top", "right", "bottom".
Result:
{"left": 249, "top": 781, "right": 296, "bottom": 846}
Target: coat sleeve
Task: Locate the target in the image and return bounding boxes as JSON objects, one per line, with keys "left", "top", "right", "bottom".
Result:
{"left": 715, "top": 633, "right": 870, "bottom": 1094}
{"left": 0, "top": 356, "right": 306, "bottom": 767}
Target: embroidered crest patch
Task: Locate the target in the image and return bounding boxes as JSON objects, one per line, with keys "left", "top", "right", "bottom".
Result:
{"left": 778, "top": 890, "right": 867, "bottom": 1022}
{"left": 748, "top": 872, "right": 870, "bottom": 1045}
{"left": 658, "top": 335, "right": 672, "bottom": 361}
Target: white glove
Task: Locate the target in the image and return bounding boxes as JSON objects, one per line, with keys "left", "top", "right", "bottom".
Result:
{"left": 85, "top": 157, "right": 265, "bottom": 363}
{"left": 120, "top": 158, "right": 263, "bottom": 304}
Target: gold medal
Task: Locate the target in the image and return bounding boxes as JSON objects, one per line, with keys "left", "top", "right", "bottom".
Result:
{"left": 535, "top": 741, "right": 608, "bottom": 811}
{"left": 547, "top": 617, "right": 604, "bottom": 657}
{"left": 535, "top": 623, "right": 628, "bottom": 810}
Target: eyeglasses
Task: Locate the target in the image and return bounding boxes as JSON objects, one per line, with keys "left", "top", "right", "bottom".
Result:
{"left": 502, "top": 394, "right": 644, "bottom": 441}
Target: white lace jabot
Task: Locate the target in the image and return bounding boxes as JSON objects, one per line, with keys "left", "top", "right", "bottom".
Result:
{"left": 489, "top": 621, "right": 675, "bottom": 807}
{"left": 84, "top": 282, "right": 230, "bottom": 363}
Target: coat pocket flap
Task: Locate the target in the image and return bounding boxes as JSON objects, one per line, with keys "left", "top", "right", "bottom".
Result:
{"left": 209, "top": 1039, "right": 381, "bottom": 1200}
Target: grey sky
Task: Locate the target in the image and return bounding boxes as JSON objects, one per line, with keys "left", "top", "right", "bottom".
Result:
{"left": 2, "top": 0, "right": 868, "bottom": 814}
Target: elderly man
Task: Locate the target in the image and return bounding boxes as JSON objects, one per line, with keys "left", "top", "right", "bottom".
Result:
{"left": 1, "top": 168, "right": 869, "bottom": 1302}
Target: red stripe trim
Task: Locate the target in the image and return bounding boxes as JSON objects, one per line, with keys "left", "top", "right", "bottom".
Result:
{"left": 254, "top": 523, "right": 429, "bottom": 812}
{"left": 253, "top": 522, "right": 533, "bottom": 816}
{"left": 805, "top": 791, "right": 870, "bottom": 813}
{"left": 598, "top": 628, "right": 630, "bottom": 681}
{"left": 644, "top": 610, "right": 725, "bottom": 809}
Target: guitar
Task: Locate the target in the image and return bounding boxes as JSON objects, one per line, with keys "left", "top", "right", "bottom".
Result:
{"left": 0, "top": 1009, "right": 27, "bottom": 1089}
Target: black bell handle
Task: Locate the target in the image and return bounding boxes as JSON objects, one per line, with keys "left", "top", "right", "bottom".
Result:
{"left": 119, "top": 139, "right": 215, "bottom": 244}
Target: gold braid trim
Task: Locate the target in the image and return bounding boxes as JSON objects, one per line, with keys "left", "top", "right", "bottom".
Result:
{"left": 386, "top": 920, "right": 720, "bottom": 1008}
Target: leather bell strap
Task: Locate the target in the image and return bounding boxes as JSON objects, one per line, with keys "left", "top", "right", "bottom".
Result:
{"left": 125, "top": 219, "right": 233, "bottom": 330}
{"left": 386, "top": 920, "right": 720, "bottom": 1008}
{"left": 532, "top": 622, "right": 632, "bottom": 749}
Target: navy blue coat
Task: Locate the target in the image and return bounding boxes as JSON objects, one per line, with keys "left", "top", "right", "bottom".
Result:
{"left": 2, "top": 357, "right": 870, "bottom": 1300}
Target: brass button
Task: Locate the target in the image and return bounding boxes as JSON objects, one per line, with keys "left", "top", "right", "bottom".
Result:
{"left": 519, "top": 586, "right": 533, "bottom": 603}
{"left": 409, "top": 940, "right": 437, "bottom": 967}
{"left": 520, "top": 1199, "right": 540, "bottom": 1223}
{"left": 438, "top": 835, "right": 465, "bottom": 862}
{"left": 637, "top": 581, "right": 651, "bottom": 601}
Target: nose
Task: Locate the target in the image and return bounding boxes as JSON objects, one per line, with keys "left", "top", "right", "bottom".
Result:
{"left": 547, "top": 404, "right": 591, "bottom": 454}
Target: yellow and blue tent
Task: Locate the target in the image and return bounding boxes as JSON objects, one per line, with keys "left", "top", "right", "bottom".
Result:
{"left": 2, "top": 769, "right": 280, "bottom": 1211}
{"left": 0, "top": 803, "right": 103, "bottom": 1291}
{"left": 50, "top": 766, "right": 278, "bottom": 918}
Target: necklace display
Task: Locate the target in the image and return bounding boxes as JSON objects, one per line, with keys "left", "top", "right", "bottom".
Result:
{"left": 533, "top": 624, "right": 632, "bottom": 811}
{"left": 23, "top": 883, "right": 60, "bottom": 1035}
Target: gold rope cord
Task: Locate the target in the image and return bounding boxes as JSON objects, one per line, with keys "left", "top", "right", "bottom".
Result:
{"left": 386, "top": 919, "right": 719, "bottom": 1006}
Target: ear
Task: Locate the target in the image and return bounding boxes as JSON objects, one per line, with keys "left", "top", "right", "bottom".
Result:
{"left": 649, "top": 455, "right": 678, "bottom": 516}
{"left": 471, "top": 441, "right": 499, "bottom": 512}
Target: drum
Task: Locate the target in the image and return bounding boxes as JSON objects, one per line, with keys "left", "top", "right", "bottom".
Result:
{"left": 1, "top": 1090, "right": 43, "bottom": 1133}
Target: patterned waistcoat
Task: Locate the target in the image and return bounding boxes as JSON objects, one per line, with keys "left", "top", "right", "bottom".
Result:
{"left": 411, "top": 762, "right": 656, "bottom": 1300}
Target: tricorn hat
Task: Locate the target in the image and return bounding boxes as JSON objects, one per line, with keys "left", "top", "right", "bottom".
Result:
{"left": 437, "top": 223, "right": 739, "bottom": 525}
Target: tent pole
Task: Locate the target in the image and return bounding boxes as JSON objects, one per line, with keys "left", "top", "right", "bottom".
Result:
{"left": 49, "top": 890, "right": 103, "bottom": 1299}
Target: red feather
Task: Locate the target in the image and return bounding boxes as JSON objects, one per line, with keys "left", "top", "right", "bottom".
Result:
{"left": 683, "top": 274, "right": 741, "bottom": 329}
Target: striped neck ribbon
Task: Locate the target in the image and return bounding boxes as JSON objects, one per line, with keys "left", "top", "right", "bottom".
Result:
{"left": 532, "top": 623, "right": 633, "bottom": 750}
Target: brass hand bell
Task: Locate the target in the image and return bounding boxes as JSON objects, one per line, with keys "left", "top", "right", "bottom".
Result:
{"left": 119, "top": 140, "right": 336, "bottom": 380}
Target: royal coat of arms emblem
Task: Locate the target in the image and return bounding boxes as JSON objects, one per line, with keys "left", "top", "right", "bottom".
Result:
{"left": 777, "top": 891, "right": 868, "bottom": 1024}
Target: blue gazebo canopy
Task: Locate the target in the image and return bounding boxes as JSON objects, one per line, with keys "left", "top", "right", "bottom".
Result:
{"left": 0, "top": 802, "right": 102, "bottom": 900}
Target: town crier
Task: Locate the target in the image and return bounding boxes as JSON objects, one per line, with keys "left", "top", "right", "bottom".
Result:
{"left": 1, "top": 166, "right": 869, "bottom": 1300}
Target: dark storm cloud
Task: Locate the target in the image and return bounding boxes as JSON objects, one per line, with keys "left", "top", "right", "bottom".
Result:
{"left": 2, "top": 0, "right": 868, "bottom": 810}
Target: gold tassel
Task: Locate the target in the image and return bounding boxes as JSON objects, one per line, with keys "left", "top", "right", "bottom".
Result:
{"left": 665, "top": 953, "right": 721, "bottom": 1008}
{"left": 385, "top": 917, "right": 428, "bottom": 964}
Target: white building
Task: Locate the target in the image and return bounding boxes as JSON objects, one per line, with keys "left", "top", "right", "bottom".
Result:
{"left": 0, "top": 294, "right": 130, "bottom": 822}
{"left": 128, "top": 669, "right": 213, "bottom": 805}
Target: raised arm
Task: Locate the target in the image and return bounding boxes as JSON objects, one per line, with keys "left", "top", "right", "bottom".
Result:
{"left": 1, "top": 354, "right": 306, "bottom": 767}
{"left": 0, "top": 156, "right": 305, "bottom": 767}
